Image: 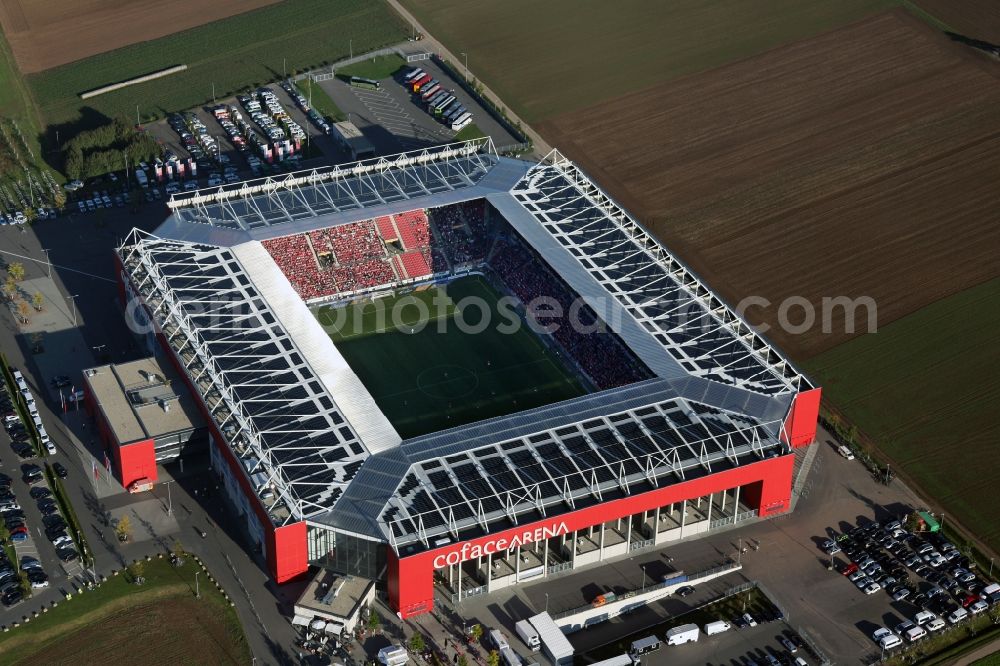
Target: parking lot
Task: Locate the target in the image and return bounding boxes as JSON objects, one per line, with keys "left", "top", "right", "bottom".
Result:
{"left": 1, "top": 376, "right": 83, "bottom": 611}
{"left": 317, "top": 58, "right": 521, "bottom": 154}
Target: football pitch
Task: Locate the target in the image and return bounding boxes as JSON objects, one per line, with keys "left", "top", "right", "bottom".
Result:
{"left": 317, "top": 276, "right": 587, "bottom": 438}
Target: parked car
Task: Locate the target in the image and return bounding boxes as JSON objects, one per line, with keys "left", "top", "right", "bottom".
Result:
{"left": 29, "top": 486, "right": 51, "bottom": 500}
{"left": 53, "top": 462, "right": 68, "bottom": 479}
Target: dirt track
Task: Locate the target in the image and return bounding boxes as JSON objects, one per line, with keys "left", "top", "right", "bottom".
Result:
{"left": 538, "top": 10, "right": 1000, "bottom": 361}
{"left": 0, "top": 0, "right": 280, "bottom": 73}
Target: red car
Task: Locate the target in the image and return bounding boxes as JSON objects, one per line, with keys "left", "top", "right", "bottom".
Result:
{"left": 842, "top": 562, "right": 860, "bottom": 576}
{"left": 9, "top": 525, "right": 27, "bottom": 535}
{"left": 962, "top": 594, "right": 979, "bottom": 608}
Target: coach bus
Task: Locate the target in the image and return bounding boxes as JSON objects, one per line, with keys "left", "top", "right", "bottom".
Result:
{"left": 410, "top": 74, "right": 432, "bottom": 92}
{"left": 433, "top": 95, "right": 456, "bottom": 115}
{"left": 450, "top": 112, "right": 473, "bottom": 132}
{"left": 426, "top": 91, "right": 449, "bottom": 109}
{"left": 350, "top": 76, "right": 380, "bottom": 91}
{"left": 419, "top": 82, "right": 442, "bottom": 101}
{"left": 444, "top": 103, "right": 466, "bottom": 122}
{"left": 403, "top": 68, "right": 425, "bottom": 83}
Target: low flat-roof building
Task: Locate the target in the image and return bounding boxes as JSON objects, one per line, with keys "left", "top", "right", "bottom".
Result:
{"left": 82, "top": 356, "right": 206, "bottom": 489}
{"left": 330, "top": 121, "right": 376, "bottom": 160}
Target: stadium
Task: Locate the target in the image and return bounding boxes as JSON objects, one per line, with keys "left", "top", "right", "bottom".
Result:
{"left": 112, "top": 138, "right": 821, "bottom": 619}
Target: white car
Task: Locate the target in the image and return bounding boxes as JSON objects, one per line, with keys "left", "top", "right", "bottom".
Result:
{"left": 969, "top": 600, "right": 989, "bottom": 615}
{"left": 848, "top": 570, "right": 866, "bottom": 583}
{"left": 872, "top": 628, "right": 900, "bottom": 649}
{"left": 904, "top": 626, "right": 927, "bottom": 643}
{"left": 45, "top": 440, "right": 56, "bottom": 455}
{"left": 52, "top": 535, "right": 73, "bottom": 549}
{"left": 914, "top": 610, "right": 937, "bottom": 626}
{"left": 948, "top": 607, "right": 969, "bottom": 624}
{"left": 926, "top": 618, "right": 946, "bottom": 632}
{"left": 863, "top": 581, "right": 881, "bottom": 595}
{"left": 29, "top": 577, "right": 49, "bottom": 589}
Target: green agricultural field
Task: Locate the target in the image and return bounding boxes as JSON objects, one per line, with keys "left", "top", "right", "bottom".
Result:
{"left": 806, "top": 278, "right": 1000, "bottom": 550}
{"left": 0, "top": 29, "right": 56, "bottom": 192}
{"left": 400, "top": 0, "right": 903, "bottom": 123}
{"left": 28, "top": 0, "right": 407, "bottom": 128}
{"left": 321, "top": 276, "right": 586, "bottom": 438}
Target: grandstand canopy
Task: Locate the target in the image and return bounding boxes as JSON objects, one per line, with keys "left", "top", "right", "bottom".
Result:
{"left": 122, "top": 139, "right": 811, "bottom": 546}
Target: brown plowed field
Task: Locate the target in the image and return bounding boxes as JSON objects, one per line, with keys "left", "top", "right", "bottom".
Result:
{"left": 0, "top": 0, "right": 280, "bottom": 73}
{"left": 538, "top": 10, "right": 1000, "bottom": 361}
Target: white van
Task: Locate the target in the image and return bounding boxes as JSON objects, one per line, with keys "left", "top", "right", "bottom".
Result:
{"left": 947, "top": 607, "right": 969, "bottom": 624}
{"left": 703, "top": 620, "right": 731, "bottom": 635}
{"left": 837, "top": 445, "right": 854, "bottom": 460}
{"left": 904, "top": 625, "right": 927, "bottom": 643}
{"left": 879, "top": 634, "right": 902, "bottom": 650}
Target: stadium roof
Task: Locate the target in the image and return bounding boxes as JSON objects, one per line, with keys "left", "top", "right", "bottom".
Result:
{"left": 122, "top": 139, "right": 811, "bottom": 543}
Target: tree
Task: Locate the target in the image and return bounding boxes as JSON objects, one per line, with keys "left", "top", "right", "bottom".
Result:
{"left": 171, "top": 540, "right": 186, "bottom": 566}
{"left": 2, "top": 278, "right": 15, "bottom": 301}
{"left": 486, "top": 650, "right": 500, "bottom": 666}
{"left": 469, "top": 624, "right": 483, "bottom": 642}
{"left": 115, "top": 515, "right": 132, "bottom": 542}
{"left": 127, "top": 560, "right": 145, "bottom": 583}
{"left": 8, "top": 262, "right": 24, "bottom": 282}
{"left": 15, "top": 300, "right": 30, "bottom": 323}
{"left": 457, "top": 656, "right": 469, "bottom": 666}
{"left": 408, "top": 633, "right": 425, "bottom": 653}
{"left": 32, "top": 292, "right": 43, "bottom": 311}
{"left": 367, "top": 608, "right": 381, "bottom": 634}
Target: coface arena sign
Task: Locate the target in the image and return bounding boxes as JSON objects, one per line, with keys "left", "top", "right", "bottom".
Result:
{"left": 432, "top": 521, "right": 569, "bottom": 569}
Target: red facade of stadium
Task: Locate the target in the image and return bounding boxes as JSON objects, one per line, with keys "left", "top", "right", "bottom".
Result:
{"left": 389, "top": 451, "right": 805, "bottom": 618}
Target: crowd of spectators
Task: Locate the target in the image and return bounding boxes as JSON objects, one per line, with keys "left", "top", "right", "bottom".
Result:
{"left": 333, "top": 257, "right": 397, "bottom": 293}
{"left": 427, "top": 201, "right": 491, "bottom": 267}
{"left": 489, "top": 237, "right": 650, "bottom": 390}
{"left": 260, "top": 234, "right": 334, "bottom": 300}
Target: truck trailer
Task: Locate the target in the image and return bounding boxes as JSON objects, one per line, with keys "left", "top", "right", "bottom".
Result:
{"left": 528, "top": 613, "right": 573, "bottom": 666}
{"left": 515, "top": 619, "right": 540, "bottom": 652}
{"left": 665, "top": 623, "right": 700, "bottom": 645}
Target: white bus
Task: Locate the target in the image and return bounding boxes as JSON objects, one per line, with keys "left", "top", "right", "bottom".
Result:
{"left": 450, "top": 112, "right": 473, "bottom": 131}
{"left": 403, "top": 68, "right": 425, "bottom": 83}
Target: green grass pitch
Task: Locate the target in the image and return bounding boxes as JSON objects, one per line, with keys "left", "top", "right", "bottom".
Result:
{"left": 317, "top": 276, "right": 587, "bottom": 438}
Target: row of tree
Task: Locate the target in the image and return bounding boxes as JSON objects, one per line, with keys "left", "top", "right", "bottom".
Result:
{"left": 63, "top": 118, "right": 163, "bottom": 182}
{"left": 2, "top": 261, "right": 44, "bottom": 324}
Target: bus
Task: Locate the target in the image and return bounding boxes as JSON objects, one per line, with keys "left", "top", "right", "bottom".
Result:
{"left": 438, "top": 101, "right": 460, "bottom": 120}
{"left": 350, "top": 76, "right": 380, "bottom": 90}
{"left": 410, "top": 73, "right": 432, "bottom": 92}
{"left": 426, "top": 91, "right": 449, "bottom": 108}
{"left": 403, "top": 68, "right": 425, "bottom": 83}
{"left": 419, "top": 82, "right": 442, "bottom": 101}
{"left": 443, "top": 104, "right": 466, "bottom": 122}
{"left": 450, "top": 112, "right": 473, "bottom": 131}
{"left": 433, "top": 95, "right": 456, "bottom": 115}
